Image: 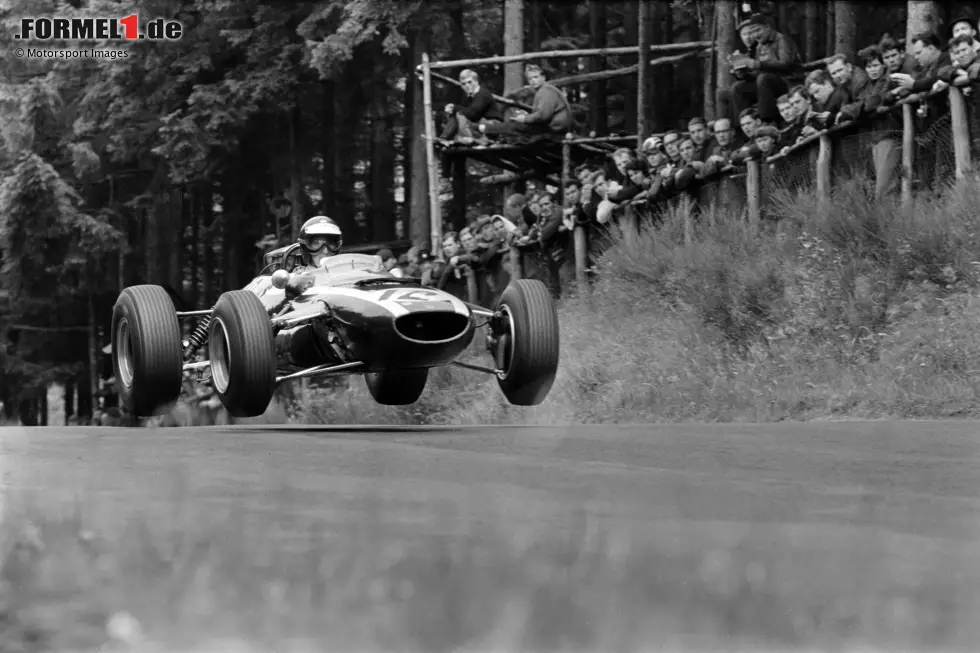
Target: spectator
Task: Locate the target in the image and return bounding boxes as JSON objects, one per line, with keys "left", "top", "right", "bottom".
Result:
{"left": 781, "top": 85, "right": 810, "bottom": 147}
{"left": 891, "top": 31, "right": 951, "bottom": 98}
{"left": 604, "top": 148, "right": 644, "bottom": 204}
{"left": 687, "top": 117, "right": 714, "bottom": 160}
{"left": 722, "top": 12, "right": 803, "bottom": 124}
{"left": 432, "top": 231, "right": 469, "bottom": 297}
{"left": 678, "top": 138, "right": 706, "bottom": 179}
{"left": 441, "top": 69, "right": 504, "bottom": 143}
{"left": 503, "top": 192, "right": 535, "bottom": 231}
{"left": 948, "top": 14, "right": 980, "bottom": 52}
{"left": 480, "top": 65, "right": 573, "bottom": 141}
{"left": 738, "top": 107, "right": 762, "bottom": 141}
{"left": 377, "top": 248, "right": 399, "bottom": 273}
{"left": 776, "top": 93, "right": 796, "bottom": 126}
{"left": 804, "top": 69, "right": 847, "bottom": 131}
{"left": 826, "top": 53, "right": 871, "bottom": 122}
{"left": 839, "top": 45, "right": 902, "bottom": 200}
{"left": 532, "top": 191, "right": 573, "bottom": 297}
{"left": 942, "top": 35, "right": 980, "bottom": 157}
{"left": 703, "top": 117, "right": 738, "bottom": 174}
{"left": 662, "top": 130, "right": 683, "bottom": 167}
{"left": 878, "top": 34, "right": 915, "bottom": 77}
{"left": 753, "top": 124, "right": 780, "bottom": 158}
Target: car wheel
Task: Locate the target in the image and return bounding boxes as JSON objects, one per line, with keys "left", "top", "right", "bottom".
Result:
{"left": 365, "top": 368, "right": 428, "bottom": 405}
{"left": 494, "top": 279, "right": 560, "bottom": 406}
{"left": 208, "top": 290, "right": 277, "bottom": 418}
{"left": 111, "top": 285, "right": 184, "bottom": 417}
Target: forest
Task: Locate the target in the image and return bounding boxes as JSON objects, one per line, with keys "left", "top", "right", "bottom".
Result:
{"left": 0, "top": 0, "right": 959, "bottom": 424}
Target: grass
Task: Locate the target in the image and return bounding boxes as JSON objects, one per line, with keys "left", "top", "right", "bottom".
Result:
{"left": 238, "top": 176, "right": 980, "bottom": 427}
{"left": 2, "top": 487, "right": 978, "bottom": 652}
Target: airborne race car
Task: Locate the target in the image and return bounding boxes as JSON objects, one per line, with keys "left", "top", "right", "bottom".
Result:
{"left": 110, "top": 243, "right": 560, "bottom": 418}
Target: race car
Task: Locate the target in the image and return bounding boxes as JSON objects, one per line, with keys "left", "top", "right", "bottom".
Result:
{"left": 110, "top": 244, "right": 560, "bottom": 418}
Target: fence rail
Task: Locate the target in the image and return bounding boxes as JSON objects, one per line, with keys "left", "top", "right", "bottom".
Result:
{"left": 435, "top": 79, "right": 976, "bottom": 307}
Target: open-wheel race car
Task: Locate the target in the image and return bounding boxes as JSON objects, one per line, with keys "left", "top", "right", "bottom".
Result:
{"left": 110, "top": 245, "right": 560, "bottom": 418}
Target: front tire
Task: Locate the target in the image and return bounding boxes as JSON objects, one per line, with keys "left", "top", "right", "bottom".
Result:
{"left": 365, "top": 368, "right": 428, "bottom": 405}
{"left": 208, "top": 290, "right": 277, "bottom": 418}
{"left": 494, "top": 279, "right": 560, "bottom": 406}
{"left": 111, "top": 285, "right": 184, "bottom": 417}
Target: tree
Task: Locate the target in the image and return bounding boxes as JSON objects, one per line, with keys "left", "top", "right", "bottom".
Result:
{"left": 906, "top": 0, "right": 940, "bottom": 40}
{"left": 834, "top": 0, "right": 858, "bottom": 60}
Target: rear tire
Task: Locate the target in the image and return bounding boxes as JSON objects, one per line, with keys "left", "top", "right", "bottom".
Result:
{"left": 365, "top": 368, "right": 428, "bottom": 405}
{"left": 111, "top": 285, "right": 183, "bottom": 417}
{"left": 208, "top": 290, "right": 277, "bottom": 418}
{"left": 495, "top": 279, "right": 560, "bottom": 406}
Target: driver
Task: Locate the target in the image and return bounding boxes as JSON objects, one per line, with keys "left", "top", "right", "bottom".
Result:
{"left": 286, "top": 216, "right": 344, "bottom": 269}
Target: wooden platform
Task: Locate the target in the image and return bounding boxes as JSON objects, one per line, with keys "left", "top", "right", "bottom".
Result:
{"left": 437, "top": 134, "right": 638, "bottom": 177}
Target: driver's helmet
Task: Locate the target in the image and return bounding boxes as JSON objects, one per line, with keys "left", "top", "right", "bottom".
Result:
{"left": 298, "top": 216, "right": 343, "bottom": 260}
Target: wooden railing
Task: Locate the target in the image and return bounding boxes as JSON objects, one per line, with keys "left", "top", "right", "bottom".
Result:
{"left": 488, "top": 80, "right": 973, "bottom": 301}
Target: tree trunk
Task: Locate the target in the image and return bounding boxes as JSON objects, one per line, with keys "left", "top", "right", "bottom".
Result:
{"left": 637, "top": 0, "right": 651, "bottom": 138}
{"left": 701, "top": 0, "right": 716, "bottom": 119}
{"left": 87, "top": 292, "right": 98, "bottom": 419}
{"left": 64, "top": 378, "right": 75, "bottom": 424}
{"left": 588, "top": 0, "right": 608, "bottom": 135}
{"left": 169, "top": 188, "right": 183, "bottom": 291}
{"left": 145, "top": 204, "right": 158, "bottom": 283}
{"left": 289, "top": 106, "right": 304, "bottom": 241}
{"left": 906, "top": 0, "right": 940, "bottom": 41}
{"left": 621, "top": 0, "right": 639, "bottom": 131}
{"left": 202, "top": 186, "right": 214, "bottom": 306}
{"left": 448, "top": 6, "right": 467, "bottom": 233}
{"left": 321, "top": 80, "right": 337, "bottom": 217}
{"left": 715, "top": 0, "right": 736, "bottom": 121}
{"left": 804, "top": 1, "right": 821, "bottom": 62}
{"left": 38, "top": 386, "right": 47, "bottom": 426}
{"left": 833, "top": 1, "right": 858, "bottom": 61}
{"left": 824, "top": 0, "right": 835, "bottom": 58}
{"left": 190, "top": 186, "right": 199, "bottom": 307}
{"left": 369, "top": 76, "right": 397, "bottom": 241}
{"left": 528, "top": 0, "right": 541, "bottom": 52}
{"left": 401, "top": 41, "right": 415, "bottom": 222}
{"left": 409, "top": 28, "right": 431, "bottom": 250}
{"left": 503, "top": 0, "right": 525, "bottom": 95}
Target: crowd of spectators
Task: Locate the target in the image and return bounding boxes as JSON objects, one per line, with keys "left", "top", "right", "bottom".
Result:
{"left": 418, "top": 11, "right": 980, "bottom": 302}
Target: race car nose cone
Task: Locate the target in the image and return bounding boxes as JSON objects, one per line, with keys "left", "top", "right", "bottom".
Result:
{"left": 271, "top": 269, "right": 291, "bottom": 289}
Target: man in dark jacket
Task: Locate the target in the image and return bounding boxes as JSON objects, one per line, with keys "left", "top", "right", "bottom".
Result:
{"left": 441, "top": 69, "right": 504, "bottom": 142}
{"left": 837, "top": 46, "right": 902, "bottom": 200}
{"left": 720, "top": 13, "right": 803, "bottom": 124}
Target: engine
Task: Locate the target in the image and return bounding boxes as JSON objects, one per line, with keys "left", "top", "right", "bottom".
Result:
{"left": 274, "top": 318, "right": 346, "bottom": 368}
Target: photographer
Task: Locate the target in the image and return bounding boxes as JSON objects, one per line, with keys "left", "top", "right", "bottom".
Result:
{"left": 719, "top": 13, "right": 802, "bottom": 125}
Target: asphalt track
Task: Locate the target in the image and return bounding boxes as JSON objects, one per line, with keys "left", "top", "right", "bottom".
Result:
{"left": 1, "top": 420, "right": 980, "bottom": 646}
{"left": 2, "top": 420, "right": 979, "bottom": 538}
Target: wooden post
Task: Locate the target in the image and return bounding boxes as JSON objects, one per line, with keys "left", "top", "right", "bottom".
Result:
{"left": 636, "top": 0, "right": 650, "bottom": 146}
{"left": 746, "top": 159, "right": 761, "bottom": 232}
{"left": 816, "top": 133, "right": 832, "bottom": 211}
{"left": 573, "top": 226, "right": 588, "bottom": 286}
{"left": 420, "top": 52, "right": 444, "bottom": 255}
{"left": 465, "top": 267, "right": 478, "bottom": 303}
{"left": 901, "top": 102, "right": 915, "bottom": 210}
{"left": 87, "top": 292, "right": 99, "bottom": 418}
{"left": 561, "top": 136, "right": 585, "bottom": 286}
{"left": 948, "top": 86, "right": 972, "bottom": 179}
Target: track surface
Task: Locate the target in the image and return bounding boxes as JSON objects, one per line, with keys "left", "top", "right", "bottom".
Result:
{"left": 2, "top": 421, "right": 980, "bottom": 647}
{"left": 2, "top": 421, "right": 978, "bottom": 542}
